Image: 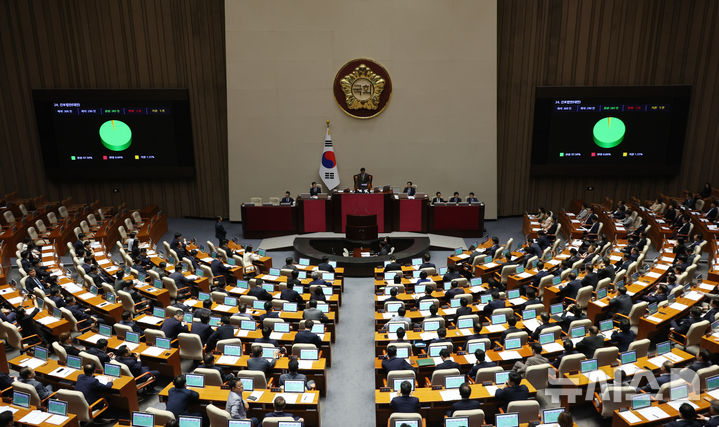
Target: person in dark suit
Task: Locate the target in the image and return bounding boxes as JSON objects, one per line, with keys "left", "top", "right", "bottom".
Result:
{"left": 161, "top": 311, "right": 188, "bottom": 340}
{"left": 419, "top": 253, "right": 435, "bottom": 270}
{"left": 494, "top": 371, "right": 529, "bottom": 411}
{"left": 206, "top": 316, "right": 236, "bottom": 352}
{"left": 552, "top": 339, "right": 578, "bottom": 369}
{"left": 24, "top": 269, "right": 47, "bottom": 295}
{"left": 247, "top": 345, "right": 276, "bottom": 377}
{"left": 536, "top": 230, "right": 551, "bottom": 251}
{"left": 168, "top": 263, "right": 193, "bottom": 288}
{"left": 467, "top": 349, "right": 496, "bottom": 380}
{"left": 559, "top": 272, "right": 582, "bottom": 301}
{"left": 466, "top": 192, "right": 479, "bottom": 203}
{"left": 198, "top": 353, "right": 234, "bottom": 382}
{"left": 76, "top": 364, "right": 113, "bottom": 405}
{"left": 390, "top": 380, "right": 420, "bottom": 413}
{"left": 309, "top": 182, "right": 321, "bottom": 197}
{"left": 597, "top": 257, "right": 616, "bottom": 282}
{"left": 254, "top": 326, "right": 281, "bottom": 348}
{"left": 248, "top": 279, "right": 272, "bottom": 301}
{"left": 87, "top": 339, "right": 113, "bottom": 364}
{"left": 48, "top": 286, "right": 66, "bottom": 308}
{"left": 610, "top": 320, "right": 636, "bottom": 352}
{"left": 280, "top": 279, "right": 304, "bottom": 308}
{"left": 402, "top": 182, "right": 416, "bottom": 196}
{"left": 166, "top": 375, "right": 200, "bottom": 419}
{"left": 671, "top": 306, "right": 703, "bottom": 336}
{"left": 116, "top": 345, "right": 159, "bottom": 383}
{"left": 259, "top": 301, "right": 279, "bottom": 324}
{"left": 432, "top": 192, "right": 445, "bottom": 204}
{"left": 442, "top": 264, "right": 462, "bottom": 284}
{"left": 703, "top": 400, "right": 719, "bottom": 427}
{"left": 576, "top": 326, "right": 604, "bottom": 358}
{"left": 57, "top": 332, "right": 82, "bottom": 357}
{"left": 608, "top": 286, "right": 633, "bottom": 316}
{"left": 170, "top": 233, "right": 188, "bottom": 260}
{"left": 448, "top": 192, "right": 461, "bottom": 203}
{"left": 688, "top": 349, "right": 712, "bottom": 372}
{"left": 317, "top": 256, "right": 335, "bottom": 273}
{"left": 676, "top": 216, "right": 692, "bottom": 238}
{"left": 641, "top": 361, "right": 673, "bottom": 392}
{"left": 665, "top": 403, "right": 706, "bottom": 427}
{"left": 446, "top": 280, "right": 465, "bottom": 299}
{"left": 447, "top": 383, "right": 481, "bottom": 416}
{"left": 355, "top": 167, "right": 372, "bottom": 188}
{"left": 581, "top": 265, "right": 599, "bottom": 289}
{"left": 643, "top": 284, "right": 669, "bottom": 305}
{"left": 384, "top": 256, "right": 402, "bottom": 273}
{"left": 434, "top": 348, "right": 460, "bottom": 371}
{"left": 211, "top": 254, "right": 234, "bottom": 285}
{"left": 523, "top": 237, "right": 542, "bottom": 259}
{"left": 455, "top": 298, "right": 473, "bottom": 320}
{"left": 214, "top": 216, "right": 226, "bottom": 244}
{"left": 704, "top": 298, "right": 719, "bottom": 323}
{"left": 280, "top": 191, "right": 294, "bottom": 205}
{"left": 191, "top": 313, "right": 213, "bottom": 345}
{"left": 483, "top": 290, "right": 506, "bottom": 317}
{"left": 500, "top": 316, "right": 522, "bottom": 343}
{"left": 263, "top": 396, "right": 303, "bottom": 422}
{"left": 119, "top": 311, "right": 143, "bottom": 334}
{"left": 382, "top": 345, "right": 415, "bottom": 374}
{"left": 294, "top": 321, "right": 322, "bottom": 347}
{"left": 530, "top": 312, "right": 553, "bottom": 341}
{"left": 706, "top": 201, "right": 719, "bottom": 221}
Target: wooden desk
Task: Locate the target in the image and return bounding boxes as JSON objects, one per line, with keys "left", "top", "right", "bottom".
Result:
{"left": 75, "top": 331, "right": 182, "bottom": 378}
{"left": 0, "top": 286, "right": 72, "bottom": 336}
{"left": 235, "top": 328, "right": 333, "bottom": 367}
{"left": 5, "top": 403, "right": 79, "bottom": 427}
{"left": 8, "top": 356, "right": 139, "bottom": 412}
{"left": 158, "top": 384, "right": 321, "bottom": 426}
{"left": 375, "top": 380, "right": 535, "bottom": 426}
{"left": 55, "top": 277, "right": 124, "bottom": 323}
{"left": 612, "top": 394, "right": 711, "bottom": 427}
{"left": 213, "top": 354, "right": 327, "bottom": 395}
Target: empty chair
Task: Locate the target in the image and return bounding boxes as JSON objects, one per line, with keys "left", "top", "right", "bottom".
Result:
{"left": 558, "top": 353, "right": 585, "bottom": 376}
{"left": 474, "top": 366, "right": 503, "bottom": 383}
{"left": 144, "top": 329, "right": 166, "bottom": 345}
{"left": 387, "top": 413, "right": 423, "bottom": 427}
{"left": 52, "top": 341, "right": 67, "bottom": 364}
{"left": 452, "top": 409, "right": 485, "bottom": 427}
{"left": 430, "top": 368, "right": 460, "bottom": 387}
{"left": 207, "top": 404, "right": 231, "bottom": 427}
{"left": 628, "top": 339, "right": 650, "bottom": 358}
{"left": 55, "top": 389, "right": 108, "bottom": 423}
{"left": 505, "top": 331, "right": 529, "bottom": 346}
{"left": 177, "top": 333, "right": 204, "bottom": 362}
{"left": 525, "top": 363, "right": 552, "bottom": 390}
{"left": 194, "top": 368, "right": 223, "bottom": 386}
{"left": 291, "top": 343, "right": 318, "bottom": 357}
{"left": 216, "top": 338, "right": 243, "bottom": 354}
{"left": 593, "top": 346, "right": 619, "bottom": 366}
{"left": 507, "top": 400, "right": 540, "bottom": 424}
{"left": 671, "top": 320, "right": 709, "bottom": 355}
{"left": 145, "top": 407, "right": 176, "bottom": 424}
{"left": 237, "top": 370, "right": 269, "bottom": 389}
{"left": 262, "top": 417, "right": 297, "bottom": 427}
{"left": 594, "top": 385, "right": 636, "bottom": 418}
{"left": 79, "top": 351, "right": 104, "bottom": 373}
{"left": 250, "top": 197, "right": 262, "bottom": 205}
{"left": 2, "top": 321, "right": 41, "bottom": 352}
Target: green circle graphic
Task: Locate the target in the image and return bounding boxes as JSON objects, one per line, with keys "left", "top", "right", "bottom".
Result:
{"left": 99, "top": 120, "right": 132, "bottom": 151}
{"left": 593, "top": 117, "right": 625, "bottom": 149}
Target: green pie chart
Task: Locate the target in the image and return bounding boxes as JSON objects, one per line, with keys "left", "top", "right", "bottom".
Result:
{"left": 99, "top": 120, "right": 132, "bottom": 151}
{"left": 593, "top": 117, "right": 625, "bottom": 149}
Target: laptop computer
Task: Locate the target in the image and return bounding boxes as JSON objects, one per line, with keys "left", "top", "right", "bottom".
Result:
{"left": 277, "top": 422, "right": 303, "bottom": 427}
{"left": 156, "top": 337, "right": 171, "bottom": 349}
{"left": 209, "top": 316, "right": 221, "bottom": 327}
{"left": 707, "top": 374, "right": 719, "bottom": 391}
{"left": 539, "top": 332, "right": 555, "bottom": 345}
{"left": 580, "top": 359, "right": 598, "bottom": 373}
{"left": 48, "top": 399, "right": 68, "bottom": 416}
{"left": 480, "top": 294, "right": 493, "bottom": 304}
{"left": 504, "top": 337, "right": 522, "bottom": 350}
{"left": 300, "top": 348, "right": 319, "bottom": 360}
{"left": 283, "top": 302, "right": 298, "bottom": 312}
{"left": 393, "top": 378, "right": 414, "bottom": 391}
{"left": 98, "top": 323, "right": 112, "bottom": 337}
{"left": 299, "top": 258, "right": 310, "bottom": 266}
{"left": 620, "top": 350, "right": 637, "bottom": 365}
{"left": 153, "top": 307, "right": 165, "bottom": 318}
{"left": 496, "top": 412, "right": 520, "bottom": 427}
{"left": 542, "top": 408, "right": 565, "bottom": 424}
{"left": 386, "top": 302, "right": 402, "bottom": 313}
{"left": 241, "top": 320, "right": 257, "bottom": 331}
{"left": 12, "top": 391, "right": 30, "bottom": 408}
{"left": 178, "top": 416, "right": 203, "bottom": 427}
{"left": 284, "top": 379, "right": 305, "bottom": 393}
{"left": 228, "top": 421, "right": 253, "bottom": 427}
{"left": 444, "top": 375, "right": 464, "bottom": 389}
{"left": 550, "top": 303, "right": 564, "bottom": 315}
{"left": 631, "top": 394, "right": 651, "bottom": 410}
{"left": 132, "top": 412, "right": 154, "bottom": 427}
{"left": 507, "top": 289, "right": 520, "bottom": 299}
{"left": 670, "top": 384, "right": 689, "bottom": 401}
{"left": 269, "top": 268, "right": 280, "bottom": 276}
{"left": 424, "top": 320, "right": 440, "bottom": 332}
{"left": 495, "top": 371, "right": 510, "bottom": 384}
{"left": 444, "top": 417, "right": 469, "bottom": 427}
{"left": 273, "top": 322, "right": 290, "bottom": 333}
{"left": 429, "top": 346, "right": 444, "bottom": 357}
{"left": 262, "top": 347, "right": 278, "bottom": 360}
{"left": 466, "top": 341, "right": 486, "bottom": 353}
{"left": 262, "top": 283, "right": 275, "bottom": 292}
{"left": 599, "top": 319, "right": 613, "bottom": 332}
{"left": 198, "top": 292, "right": 211, "bottom": 301}
{"left": 104, "top": 363, "right": 121, "bottom": 378}
{"left": 185, "top": 374, "right": 205, "bottom": 388}
{"left": 656, "top": 341, "right": 671, "bottom": 356}
{"left": 67, "top": 355, "right": 82, "bottom": 370}
{"left": 34, "top": 346, "right": 48, "bottom": 361}
{"left": 491, "top": 314, "right": 506, "bottom": 325}
{"left": 522, "top": 309, "right": 536, "bottom": 320}
{"left": 457, "top": 318, "right": 474, "bottom": 329}
{"left": 224, "top": 296, "right": 238, "bottom": 306}
{"left": 240, "top": 378, "right": 253, "bottom": 391}
{"left": 224, "top": 345, "right": 242, "bottom": 356}
{"left": 570, "top": 326, "right": 586, "bottom": 339}
{"left": 597, "top": 287, "right": 608, "bottom": 299}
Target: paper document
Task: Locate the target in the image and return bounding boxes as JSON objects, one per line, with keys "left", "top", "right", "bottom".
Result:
{"left": 276, "top": 393, "right": 298, "bottom": 404}
{"left": 183, "top": 299, "right": 198, "bottom": 307}
{"left": 508, "top": 298, "right": 526, "bottom": 306}
{"left": 138, "top": 315, "right": 163, "bottom": 324}
{"left": 236, "top": 329, "right": 249, "bottom": 337}
{"left": 645, "top": 315, "right": 663, "bottom": 323}
{"left": 684, "top": 291, "right": 703, "bottom": 301}
{"left": 249, "top": 390, "right": 264, "bottom": 400}
{"left": 78, "top": 292, "right": 95, "bottom": 300}
{"left": 668, "top": 302, "right": 688, "bottom": 311}
{"left": 46, "top": 414, "right": 69, "bottom": 425}
{"left": 485, "top": 325, "right": 506, "bottom": 333}
{"left": 661, "top": 256, "right": 674, "bottom": 262}
{"left": 270, "top": 332, "right": 285, "bottom": 340}
{"left": 418, "top": 310, "right": 430, "bottom": 317}
{"left": 19, "top": 410, "right": 51, "bottom": 425}
{"left": 647, "top": 355, "right": 668, "bottom": 367}
{"left": 440, "top": 389, "right": 462, "bottom": 401}
{"left": 665, "top": 352, "right": 684, "bottom": 362}
{"left": 585, "top": 370, "right": 610, "bottom": 383}
{"left": 517, "top": 272, "right": 533, "bottom": 279}
{"left": 214, "top": 304, "right": 232, "bottom": 312}
{"left": 455, "top": 254, "right": 469, "bottom": 260}
{"left": 458, "top": 328, "right": 472, "bottom": 336}
{"left": 484, "top": 262, "right": 498, "bottom": 268}
{"left": 420, "top": 332, "right": 438, "bottom": 341}
{"left": 201, "top": 257, "right": 214, "bottom": 263}
{"left": 0, "top": 288, "right": 14, "bottom": 295}
{"left": 646, "top": 271, "right": 662, "bottom": 278}
{"left": 700, "top": 283, "right": 716, "bottom": 291}
{"left": 262, "top": 275, "right": 279, "bottom": 281}
{"left": 7, "top": 296, "right": 23, "bottom": 305}
{"left": 463, "top": 354, "right": 477, "bottom": 364}
{"left": 484, "top": 385, "right": 499, "bottom": 396}
{"left": 667, "top": 400, "right": 698, "bottom": 410}
{"left": 63, "top": 283, "right": 84, "bottom": 293}
{"left": 84, "top": 334, "right": 104, "bottom": 344}
{"left": 20, "top": 358, "right": 46, "bottom": 369}
{"left": 619, "top": 364, "right": 643, "bottom": 375}
{"left": 618, "top": 411, "right": 642, "bottom": 424}
{"left": 443, "top": 308, "right": 457, "bottom": 315}
{"left": 542, "top": 343, "right": 564, "bottom": 353}
{"left": 707, "top": 389, "right": 719, "bottom": 400}
{"left": 37, "top": 316, "right": 60, "bottom": 325}
{"left": 431, "top": 357, "right": 443, "bottom": 365}
{"left": 498, "top": 351, "right": 522, "bottom": 360}
{"left": 610, "top": 255, "right": 622, "bottom": 261}
{"left": 49, "top": 366, "right": 77, "bottom": 378}
{"left": 0, "top": 406, "right": 18, "bottom": 414}
{"left": 217, "top": 355, "right": 239, "bottom": 365}
{"left": 298, "top": 360, "right": 314, "bottom": 370}
{"left": 98, "top": 259, "right": 110, "bottom": 265}
{"left": 382, "top": 313, "right": 393, "bottom": 319}
{"left": 301, "top": 393, "right": 315, "bottom": 403}
{"left": 122, "top": 342, "right": 139, "bottom": 351}
{"left": 142, "top": 347, "right": 164, "bottom": 357}
{"left": 386, "top": 333, "right": 397, "bottom": 341}
{"left": 523, "top": 319, "right": 540, "bottom": 332}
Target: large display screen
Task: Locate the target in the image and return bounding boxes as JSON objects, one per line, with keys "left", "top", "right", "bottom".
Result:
{"left": 32, "top": 89, "right": 195, "bottom": 179}
{"left": 530, "top": 86, "right": 691, "bottom": 176}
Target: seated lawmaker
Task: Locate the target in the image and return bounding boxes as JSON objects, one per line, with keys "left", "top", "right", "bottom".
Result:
{"left": 432, "top": 192, "right": 445, "bottom": 204}
{"left": 449, "top": 192, "right": 462, "bottom": 203}
{"left": 309, "top": 181, "right": 321, "bottom": 197}
{"left": 354, "top": 167, "right": 372, "bottom": 190}
{"left": 447, "top": 383, "right": 481, "bottom": 417}
{"left": 280, "top": 191, "right": 294, "bottom": 205}
{"left": 466, "top": 192, "right": 479, "bottom": 203}
{"left": 390, "top": 381, "right": 420, "bottom": 413}
{"left": 402, "top": 181, "right": 416, "bottom": 196}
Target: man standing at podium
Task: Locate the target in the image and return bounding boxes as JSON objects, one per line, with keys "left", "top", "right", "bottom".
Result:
{"left": 354, "top": 167, "right": 371, "bottom": 190}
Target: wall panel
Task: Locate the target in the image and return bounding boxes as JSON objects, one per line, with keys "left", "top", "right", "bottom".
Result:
{"left": 498, "top": 0, "right": 719, "bottom": 216}
{"left": 0, "top": 0, "right": 228, "bottom": 217}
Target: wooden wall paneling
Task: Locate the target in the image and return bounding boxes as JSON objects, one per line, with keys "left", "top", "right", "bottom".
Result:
{"left": 498, "top": 0, "right": 719, "bottom": 217}
{"left": 0, "top": 0, "right": 228, "bottom": 218}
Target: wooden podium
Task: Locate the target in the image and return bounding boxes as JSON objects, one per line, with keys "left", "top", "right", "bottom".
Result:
{"left": 346, "top": 214, "right": 378, "bottom": 241}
